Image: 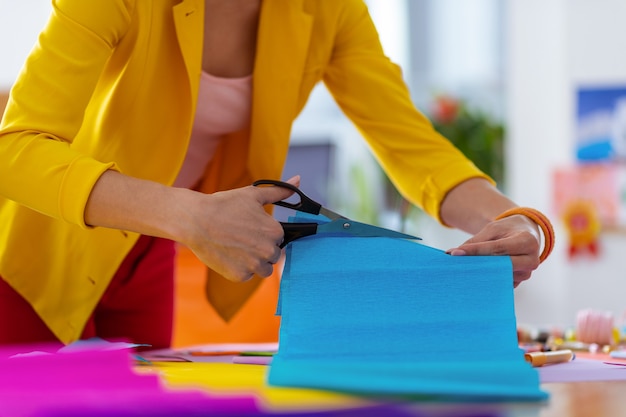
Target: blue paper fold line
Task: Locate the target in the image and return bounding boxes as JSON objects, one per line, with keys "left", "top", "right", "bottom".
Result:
{"left": 269, "top": 213, "right": 547, "bottom": 401}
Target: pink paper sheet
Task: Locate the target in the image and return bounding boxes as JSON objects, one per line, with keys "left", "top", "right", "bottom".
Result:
{"left": 0, "top": 343, "right": 259, "bottom": 417}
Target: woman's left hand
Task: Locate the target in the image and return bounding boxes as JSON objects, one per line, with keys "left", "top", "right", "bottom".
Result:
{"left": 446, "top": 214, "right": 541, "bottom": 287}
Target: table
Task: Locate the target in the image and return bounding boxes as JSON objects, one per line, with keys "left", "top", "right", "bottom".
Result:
{"left": 147, "top": 361, "right": 626, "bottom": 417}
{"left": 540, "top": 381, "right": 626, "bottom": 417}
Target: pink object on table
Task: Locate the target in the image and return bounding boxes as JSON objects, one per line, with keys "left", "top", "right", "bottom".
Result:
{"left": 576, "top": 309, "right": 615, "bottom": 346}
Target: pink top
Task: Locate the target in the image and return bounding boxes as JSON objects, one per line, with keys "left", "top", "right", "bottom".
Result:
{"left": 173, "top": 71, "right": 253, "bottom": 189}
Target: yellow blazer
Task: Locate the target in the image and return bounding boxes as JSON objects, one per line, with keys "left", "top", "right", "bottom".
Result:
{"left": 0, "top": 0, "right": 490, "bottom": 343}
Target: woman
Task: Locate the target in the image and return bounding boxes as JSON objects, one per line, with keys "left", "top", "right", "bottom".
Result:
{"left": 0, "top": 0, "right": 552, "bottom": 348}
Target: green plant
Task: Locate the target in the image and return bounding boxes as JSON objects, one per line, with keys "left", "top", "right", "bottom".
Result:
{"left": 429, "top": 95, "right": 506, "bottom": 186}
{"left": 379, "top": 95, "right": 506, "bottom": 231}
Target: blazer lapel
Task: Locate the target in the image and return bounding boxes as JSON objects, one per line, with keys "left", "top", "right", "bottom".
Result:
{"left": 248, "top": 0, "right": 313, "bottom": 181}
{"left": 172, "top": 0, "right": 203, "bottom": 108}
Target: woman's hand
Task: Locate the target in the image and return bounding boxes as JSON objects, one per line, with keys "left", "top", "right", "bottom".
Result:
{"left": 179, "top": 176, "right": 301, "bottom": 283}
{"left": 446, "top": 214, "right": 541, "bottom": 287}
{"left": 439, "top": 177, "right": 544, "bottom": 287}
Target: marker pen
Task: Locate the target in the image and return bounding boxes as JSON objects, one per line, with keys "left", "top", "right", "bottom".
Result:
{"left": 524, "top": 349, "right": 575, "bottom": 367}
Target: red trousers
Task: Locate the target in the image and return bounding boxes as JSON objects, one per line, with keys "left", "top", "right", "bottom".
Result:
{"left": 0, "top": 235, "right": 175, "bottom": 349}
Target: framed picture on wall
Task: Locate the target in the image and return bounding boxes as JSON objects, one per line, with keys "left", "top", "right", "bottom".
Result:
{"left": 575, "top": 86, "right": 626, "bottom": 163}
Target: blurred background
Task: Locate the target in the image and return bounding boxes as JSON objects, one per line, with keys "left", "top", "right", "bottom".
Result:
{"left": 2, "top": 0, "right": 626, "bottom": 333}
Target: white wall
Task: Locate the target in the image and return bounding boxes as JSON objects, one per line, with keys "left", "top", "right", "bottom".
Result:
{"left": 428, "top": 0, "right": 504, "bottom": 115}
{"left": 508, "top": 0, "right": 626, "bottom": 330}
{"left": 0, "top": 0, "right": 51, "bottom": 89}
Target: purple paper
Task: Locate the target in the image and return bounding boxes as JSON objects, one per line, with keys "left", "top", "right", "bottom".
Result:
{"left": 538, "top": 358, "right": 626, "bottom": 383}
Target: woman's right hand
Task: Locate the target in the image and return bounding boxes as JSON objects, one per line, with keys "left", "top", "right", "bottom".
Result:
{"left": 179, "top": 176, "right": 300, "bottom": 282}
{"left": 85, "top": 170, "right": 299, "bottom": 283}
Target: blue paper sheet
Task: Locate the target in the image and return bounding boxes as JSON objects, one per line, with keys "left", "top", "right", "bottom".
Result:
{"left": 267, "top": 214, "right": 547, "bottom": 401}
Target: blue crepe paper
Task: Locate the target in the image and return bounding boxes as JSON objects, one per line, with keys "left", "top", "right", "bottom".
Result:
{"left": 268, "top": 213, "right": 547, "bottom": 401}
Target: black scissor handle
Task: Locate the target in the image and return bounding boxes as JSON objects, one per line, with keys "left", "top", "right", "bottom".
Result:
{"left": 279, "top": 222, "right": 319, "bottom": 248}
{"left": 252, "top": 179, "right": 322, "bottom": 216}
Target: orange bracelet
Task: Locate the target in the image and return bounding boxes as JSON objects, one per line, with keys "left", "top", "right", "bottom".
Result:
{"left": 494, "top": 207, "right": 555, "bottom": 264}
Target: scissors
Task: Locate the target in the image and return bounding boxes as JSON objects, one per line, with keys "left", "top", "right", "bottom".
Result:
{"left": 253, "top": 179, "right": 421, "bottom": 248}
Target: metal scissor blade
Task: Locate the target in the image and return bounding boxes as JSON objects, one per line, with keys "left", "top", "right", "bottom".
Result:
{"left": 319, "top": 206, "right": 348, "bottom": 220}
{"left": 317, "top": 219, "right": 421, "bottom": 240}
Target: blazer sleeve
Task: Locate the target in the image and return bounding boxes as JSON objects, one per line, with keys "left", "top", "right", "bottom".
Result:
{"left": 0, "top": 0, "right": 133, "bottom": 227}
{"left": 322, "top": 0, "right": 493, "bottom": 223}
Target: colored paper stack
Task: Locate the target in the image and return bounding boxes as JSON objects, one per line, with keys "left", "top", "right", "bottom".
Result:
{"left": 0, "top": 341, "right": 422, "bottom": 416}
